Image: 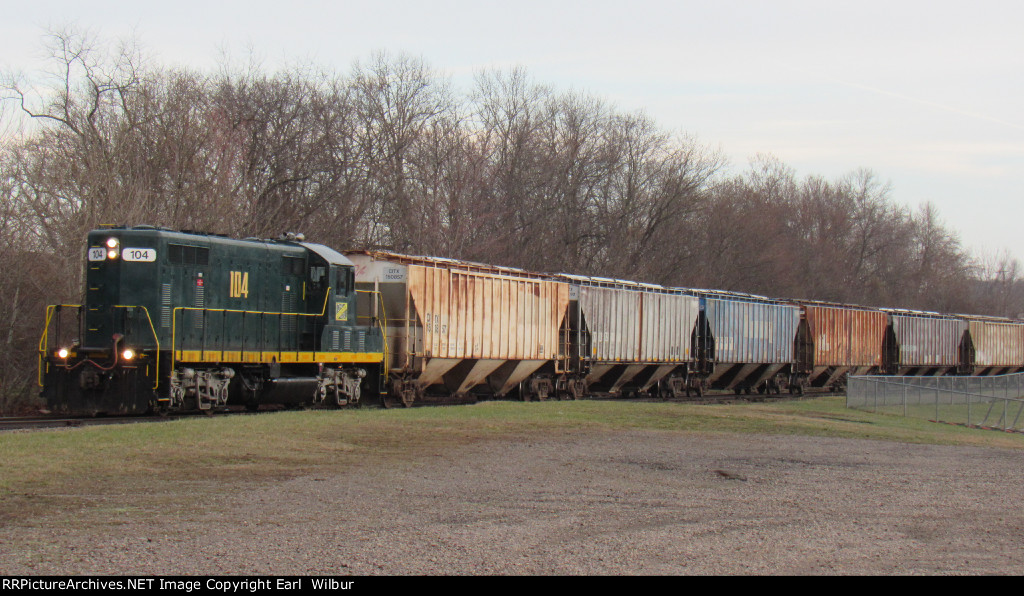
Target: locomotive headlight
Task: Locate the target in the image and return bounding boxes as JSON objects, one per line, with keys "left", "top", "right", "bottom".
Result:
{"left": 57, "top": 348, "right": 69, "bottom": 359}
{"left": 107, "top": 249, "right": 118, "bottom": 259}
{"left": 106, "top": 237, "right": 119, "bottom": 249}
{"left": 122, "top": 348, "right": 135, "bottom": 361}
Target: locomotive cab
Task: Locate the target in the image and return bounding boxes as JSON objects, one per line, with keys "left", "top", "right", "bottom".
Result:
{"left": 297, "top": 243, "right": 359, "bottom": 353}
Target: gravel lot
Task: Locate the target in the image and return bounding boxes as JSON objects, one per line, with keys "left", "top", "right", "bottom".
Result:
{"left": 4, "top": 429, "right": 1024, "bottom": 575}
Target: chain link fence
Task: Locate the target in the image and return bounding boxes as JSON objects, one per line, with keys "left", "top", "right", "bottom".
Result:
{"left": 847, "top": 373, "right": 1024, "bottom": 432}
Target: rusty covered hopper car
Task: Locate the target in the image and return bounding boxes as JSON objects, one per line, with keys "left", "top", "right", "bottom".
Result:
{"left": 346, "top": 251, "right": 570, "bottom": 405}
{"left": 695, "top": 290, "right": 802, "bottom": 394}
{"left": 560, "top": 275, "right": 700, "bottom": 398}
{"left": 959, "top": 315, "right": 1024, "bottom": 375}
{"left": 882, "top": 309, "right": 968, "bottom": 376}
{"left": 793, "top": 301, "right": 889, "bottom": 391}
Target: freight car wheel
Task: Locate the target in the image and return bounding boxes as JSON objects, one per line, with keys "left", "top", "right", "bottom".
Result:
{"left": 385, "top": 380, "right": 419, "bottom": 408}
{"left": 568, "top": 379, "right": 585, "bottom": 400}
{"left": 518, "top": 380, "right": 532, "bottom": 402}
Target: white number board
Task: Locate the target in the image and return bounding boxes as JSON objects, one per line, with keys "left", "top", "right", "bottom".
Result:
{"left": 88, "top": 248, "right": 106, "bottom": 262}
{"left": 122, "top": 248, "right": 157, "bottom": 262}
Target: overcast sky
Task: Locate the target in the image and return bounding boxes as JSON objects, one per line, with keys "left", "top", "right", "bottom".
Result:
{"left": 3, "top": 0, "right": 1022, "bottom": 265}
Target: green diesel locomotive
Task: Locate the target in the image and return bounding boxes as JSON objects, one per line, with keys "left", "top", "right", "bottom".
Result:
{"left": 39, "top": 226, "right": 385, "bottom": 415}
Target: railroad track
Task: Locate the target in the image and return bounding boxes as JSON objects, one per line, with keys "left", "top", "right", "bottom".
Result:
{"left": 0, "top": 414, "right": 188, "bottom": 432}
{"left": 0, "top": 407, "right": 322, "bottom": 432}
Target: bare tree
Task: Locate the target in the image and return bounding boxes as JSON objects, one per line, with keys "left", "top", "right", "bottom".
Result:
{"left": 349, "top": 52, "right": 454, "bottom": 251}
{"left": 969, "top": 249, "right": 1024, "bottom": 318}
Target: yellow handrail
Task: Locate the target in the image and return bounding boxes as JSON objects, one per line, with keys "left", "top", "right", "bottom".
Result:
{"left": 170, "top": 288, "right": 333, "bottom": 372}
{"left": 356, "top": 289, "right": 390, "bottom": 378}
{"left": 38, "top": 304, "right": 81, "bottom": 387}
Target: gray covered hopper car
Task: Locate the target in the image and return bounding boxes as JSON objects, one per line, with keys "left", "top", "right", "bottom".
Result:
{"left": 882, "top": 309, "right": 968, "bottom": 376}
{"left": 695, "top": 291, "right": 802, "bottom": 394}
{"left": 560, "top": 275, "right": 701, "bottom": 398}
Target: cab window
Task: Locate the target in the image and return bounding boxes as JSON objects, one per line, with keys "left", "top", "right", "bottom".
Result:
{"left": 335, "top": 268, "right": 348, "bottom": 296}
